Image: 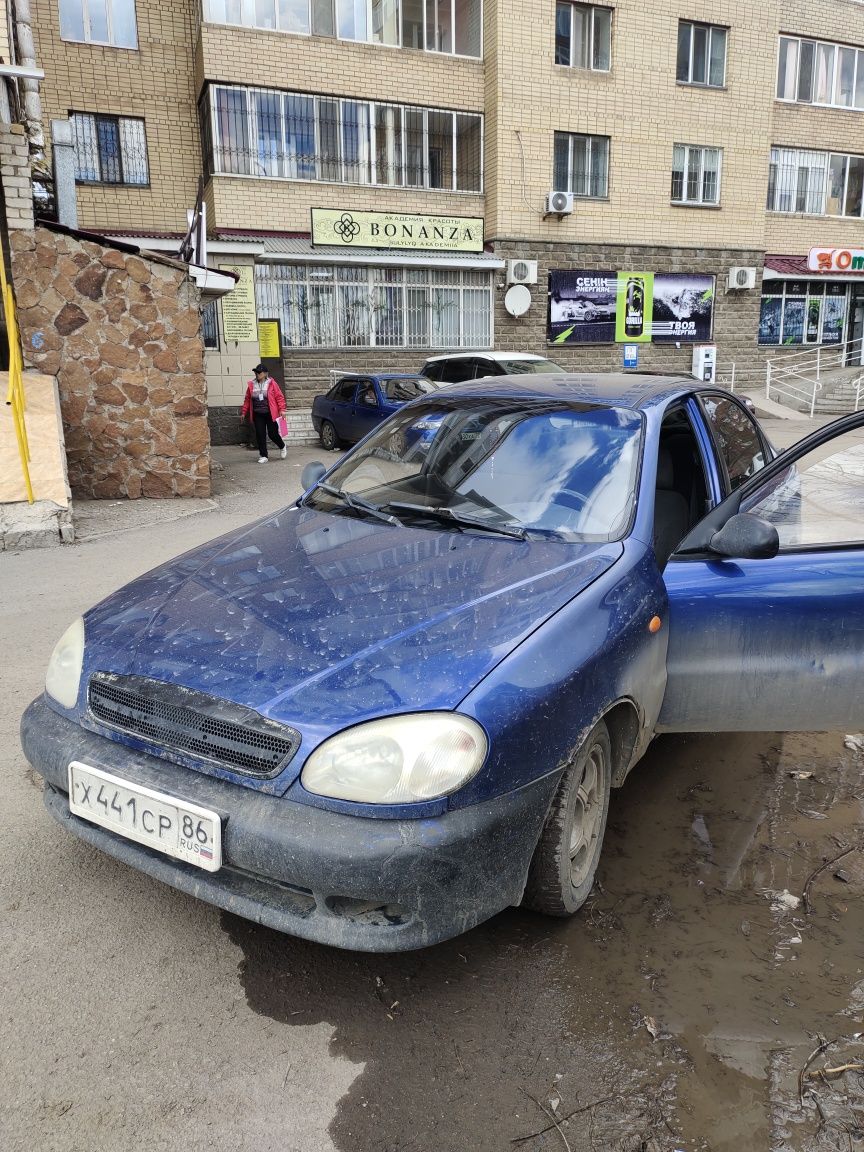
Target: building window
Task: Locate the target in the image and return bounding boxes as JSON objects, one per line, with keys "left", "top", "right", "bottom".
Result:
{"left": 767, "top": 146, "right": 864, "bottom": 217}
{"left": 201, "top": 300, "right": 220, "bottom": 349}
{"left": 777, "top": 36, "right": 864, "bottom": 110}
{"left": 254, "top": 264, "right": 492, "bottom": 349}
{"left": 59, "top": 0, "right": 138, "bottom": 47}
{"left": 552, "top": 131, "right": 609, "bottom": 198}
{"left": 70, "top": 113, "right": 149, "bottom": 185}
{"left": 202, "top": 0, "right": 481, "bottom": 56}
{"left": 671, "top": 144, "right": 721, "bottom": 205}
{"left": 758, "top": 281, "right": 848, "bottom": 346}
{"left": 554, "top": 3, "right": 611, "bottom": 71}
{"left": 676, "top": 20, "right": 726, "bottom": 87}
{"left": 201, "top": 85, "right": 483, "bottom": 191}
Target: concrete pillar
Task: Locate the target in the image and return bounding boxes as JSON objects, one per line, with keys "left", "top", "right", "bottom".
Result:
{"left": 50, "top": 119, "right": 76, "bottom": 229}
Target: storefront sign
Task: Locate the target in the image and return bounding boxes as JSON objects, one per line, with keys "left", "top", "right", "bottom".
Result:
{"left": 549, "top": 271, "right": 714, "bottom": 344}
{"left": 311, "top": 208, "right": 484, "bottom": 253}
{"left": 808, "top": 248, "right": 864, "bottom": 273}
{"left": 219, "top": 264, "right": 257, "bottom": 342}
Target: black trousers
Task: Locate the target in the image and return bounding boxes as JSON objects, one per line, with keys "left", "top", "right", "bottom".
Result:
{"left": 252, "top": 412, "right": 285, "bottom": 458}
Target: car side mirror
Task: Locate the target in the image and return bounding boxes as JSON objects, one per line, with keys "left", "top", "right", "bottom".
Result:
{"left": 708, "top": 513, "right": 779, "bottom": 560}
{"left": 301, "top": 462, "right": 327, "bottom": 491}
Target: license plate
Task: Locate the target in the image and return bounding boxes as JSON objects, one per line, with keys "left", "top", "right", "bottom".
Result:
{"left": 68, "top": 762, "right": 222, "bottom": 872}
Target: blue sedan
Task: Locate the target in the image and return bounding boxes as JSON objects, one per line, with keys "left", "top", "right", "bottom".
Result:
{"left": 21, "top": 376, "right": 864, "bottom": 951}
{"left": 311, "top": 373, "right": 434, "bottom": 450}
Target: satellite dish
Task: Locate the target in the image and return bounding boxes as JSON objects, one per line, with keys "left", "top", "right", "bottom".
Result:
{"left": 504, "top": 284, "right": 531, "bottom": 317}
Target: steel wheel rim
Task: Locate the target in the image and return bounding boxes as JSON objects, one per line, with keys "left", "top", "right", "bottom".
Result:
{"left": 322, "top": 424, "right": 335, "bottom": 449}
{"left": 569, "top": 746, "right": 604, "bottom": 888}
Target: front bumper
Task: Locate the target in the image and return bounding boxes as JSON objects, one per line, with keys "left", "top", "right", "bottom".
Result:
{"left": 21, "top": 696, "right": 558, "bottom": 951}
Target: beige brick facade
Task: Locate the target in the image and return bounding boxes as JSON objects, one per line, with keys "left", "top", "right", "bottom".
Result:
{"left": 27, "top": 0, "right": 864, "bottom": 426}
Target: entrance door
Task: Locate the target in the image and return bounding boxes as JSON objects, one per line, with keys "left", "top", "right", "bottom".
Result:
{"left": 848, "top": 296, "right": 864, "bottom": 365}
{"left": 659, "top": 412, "right": 864, "bottom": 732}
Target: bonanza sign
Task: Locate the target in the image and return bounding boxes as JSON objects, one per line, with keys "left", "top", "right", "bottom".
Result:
{"left": 311, "top": 208, "right": 484, "bottom": 253}
{"left": 808, "top": 248, "right": 864, "bottom": 273}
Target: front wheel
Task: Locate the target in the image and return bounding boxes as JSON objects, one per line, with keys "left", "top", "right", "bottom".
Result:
{"left": 522, "top": 719, "right": 611, "bottom": 917}
{"left": 320, "top": 420, "right": 339, "bottom": 451}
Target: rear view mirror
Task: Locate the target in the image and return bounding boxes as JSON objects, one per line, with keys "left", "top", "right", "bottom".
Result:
{"left": 301, "top": 462, "right": 327, "bottom": 491}
{"left": 709, "top": 513, "right": 779, "bottom": 560}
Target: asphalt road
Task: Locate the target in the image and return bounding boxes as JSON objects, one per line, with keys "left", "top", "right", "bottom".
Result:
{"left": 3, "top": 428, "right": 863, "bottom": 1152}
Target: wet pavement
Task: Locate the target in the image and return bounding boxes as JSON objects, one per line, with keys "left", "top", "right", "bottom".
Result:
{"left": 3, "top": 432, "right": 863, "bottom": 1151}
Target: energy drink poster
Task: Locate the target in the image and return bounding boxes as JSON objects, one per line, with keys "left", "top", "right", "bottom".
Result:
{"left": 548, "top": 270, "right": 715, "bottom": 344}
{"left": 615, "top": 272, "right": 653, "bottom": 343}
{"left": 650, "top": 274, "right": 715, "bottom": 343}
{"left": 548, "top": 271, "right": 618, "bottom": 344}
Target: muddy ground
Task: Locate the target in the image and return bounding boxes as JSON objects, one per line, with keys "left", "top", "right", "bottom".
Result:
{"left": 2, "top": 441, "right": 863, "bottom": 1151}
{"left": 223, "top": 729, "right": 864, "bottom": 1152}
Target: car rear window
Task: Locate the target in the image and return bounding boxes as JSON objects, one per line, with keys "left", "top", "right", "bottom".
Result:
{"left": 384, "top": 378, "right": 435, "bottom": 401}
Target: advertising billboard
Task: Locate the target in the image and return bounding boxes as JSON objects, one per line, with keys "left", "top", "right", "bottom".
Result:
{"left": 549, "top": 270, "right": 715, "bottom": 344}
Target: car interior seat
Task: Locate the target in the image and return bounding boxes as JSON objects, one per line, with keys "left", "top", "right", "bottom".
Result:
{"left": 653, "top": 445, "right": 690, "bottom": 567}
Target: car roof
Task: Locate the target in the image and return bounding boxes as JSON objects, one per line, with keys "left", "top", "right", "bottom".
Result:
{"left": 335, "top": 373, "right": 427, "bottom": 380}
{"left": 422, "top": 351, "right": 552, "bottom": 363}
{"left": 433, "top": 372, "right": 706, "bottom": 411}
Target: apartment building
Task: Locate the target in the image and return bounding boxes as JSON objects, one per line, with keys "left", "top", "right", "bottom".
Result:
{"left": 31, "top": 0, "right": 864, "bottom": 436}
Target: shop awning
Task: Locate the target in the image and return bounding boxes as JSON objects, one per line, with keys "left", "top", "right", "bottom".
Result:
{"left": 112, "top": 232, "right": 505, "bottom": 270}
{"left": 764, "top": 254, "right": 864, "bottom": 281}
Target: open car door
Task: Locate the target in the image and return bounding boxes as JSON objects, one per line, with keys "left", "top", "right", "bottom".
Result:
{"left": 659, "top": 411, "right": 864, "bottom": 732}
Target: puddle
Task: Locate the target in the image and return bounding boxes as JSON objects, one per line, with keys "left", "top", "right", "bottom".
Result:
{"left": 223, "top": 730, "right": 864, "bottom": 1152}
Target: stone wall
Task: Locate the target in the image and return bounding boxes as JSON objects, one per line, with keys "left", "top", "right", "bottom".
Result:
{"left": 10, "top": 226, "right": 210, "bottom": 498}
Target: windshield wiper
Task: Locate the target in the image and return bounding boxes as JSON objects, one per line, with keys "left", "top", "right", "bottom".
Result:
{"left": 383, "top": 501, "right": 527, "bottom": 540}
{"left": 316, "top": 483, "right": 402, "bottom": 526}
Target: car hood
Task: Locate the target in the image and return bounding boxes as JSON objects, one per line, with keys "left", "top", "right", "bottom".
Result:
{"left": 81, "top": 505, "right": 621, "bottom": 740}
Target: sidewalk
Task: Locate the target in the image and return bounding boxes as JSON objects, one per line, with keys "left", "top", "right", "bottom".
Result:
{"left": 71, "top": 443, "right": 342, "bottom": 544}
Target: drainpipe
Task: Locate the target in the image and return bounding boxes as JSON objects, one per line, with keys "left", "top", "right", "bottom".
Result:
{"left": 11, "top": 0, "right": 42, "bottom": 151}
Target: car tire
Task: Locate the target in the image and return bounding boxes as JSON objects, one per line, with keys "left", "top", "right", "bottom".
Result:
{"left": 320, "top": 421, "right": 339, "bottom": 451}
{"left": 522, "top": 719, "right": 612, "bottom": 917}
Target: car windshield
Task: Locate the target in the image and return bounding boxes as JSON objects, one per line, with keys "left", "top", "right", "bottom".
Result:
{"left": 305, "top": 398, "right": 643, "bottom": 542}
{"left": 384, "top": 377, "right": 436, "bottom": 400}
{"left": 497, "top": 359, "right": 565, "bottom": 374}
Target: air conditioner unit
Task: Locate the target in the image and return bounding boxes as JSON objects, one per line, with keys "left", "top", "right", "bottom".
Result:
{"left": 506, "top": 259, "right": 538, "bottom": 286}
{"left": 546, "top": 190, "right": 574, "bottom": 216}
{"left": 728, "top": 266, "right": 757, "bottom": 290}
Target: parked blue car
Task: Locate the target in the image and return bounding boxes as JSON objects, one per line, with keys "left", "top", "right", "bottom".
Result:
{"left": 311, "top": 373, "right": 435, "bottom": 451}
{"left": 21, "top": 376, "right": 864, "bottom": 951}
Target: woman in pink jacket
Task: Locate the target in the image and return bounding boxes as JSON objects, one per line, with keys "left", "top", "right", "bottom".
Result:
{"left": 240, "top": 363, "right": 287, "bottom": 464}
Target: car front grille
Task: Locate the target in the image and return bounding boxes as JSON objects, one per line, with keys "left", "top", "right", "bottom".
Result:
{"left": 88, "top": 673, "right": 300, "bottom": 779}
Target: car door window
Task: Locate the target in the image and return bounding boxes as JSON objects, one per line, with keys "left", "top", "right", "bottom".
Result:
{"left": 440, "top": 359, "right": 477, "bottom": 384}
{"left": 334, "top": 379, "right": 358, "bottom": 402}
{"left": 700, "top": 395, "right": 767, "bottom": 493}
{"left": 741, "top": 426, "right": 864, "bottom": 548}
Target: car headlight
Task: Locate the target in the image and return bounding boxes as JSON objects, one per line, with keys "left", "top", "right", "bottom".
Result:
{"left": 45, "top": 617, "right": 85, "bottom": 710}
{"left": 301, "top": 713, "right": 487, "bottom": 804}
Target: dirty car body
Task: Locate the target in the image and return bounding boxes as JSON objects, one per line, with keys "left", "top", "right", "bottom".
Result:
{"left": 22, "top": 375, "right": 864, "bottom": 951}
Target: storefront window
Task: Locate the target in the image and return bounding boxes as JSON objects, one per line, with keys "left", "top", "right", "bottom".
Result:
{"left": 254, "top": 264, "right": 493, "bottom": 349}
{"left": 758, "top": 281, "right": 849, "bottom": 346}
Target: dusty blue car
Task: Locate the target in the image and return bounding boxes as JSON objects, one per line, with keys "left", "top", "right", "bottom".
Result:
{"left": 21, "top": 375, "right": 864, "bottom": 951}
{"left": 311, "top": 372, "right": 434, "bottom": 450}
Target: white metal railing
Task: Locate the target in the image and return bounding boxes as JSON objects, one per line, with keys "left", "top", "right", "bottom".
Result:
{"left": 766, "top": 367, "right": 823, "bottom": 417}
{"left": 766, "top": 336, "right": 864, "bottom": 417}
{"left": 855, "top": 374, "right": 864, "bottom": 412}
